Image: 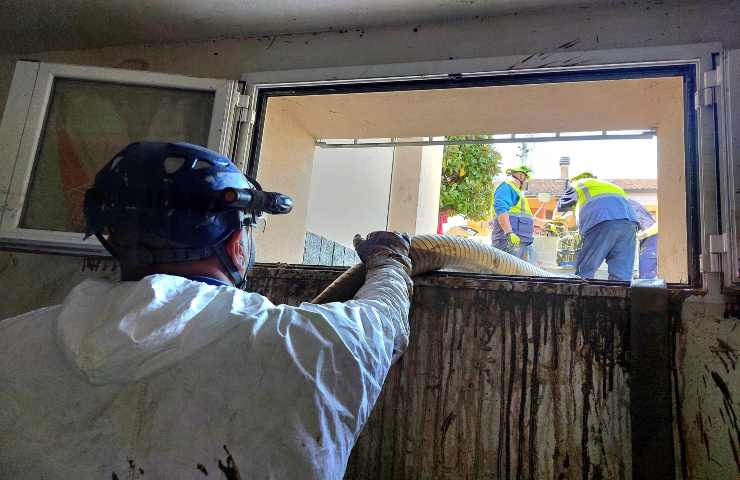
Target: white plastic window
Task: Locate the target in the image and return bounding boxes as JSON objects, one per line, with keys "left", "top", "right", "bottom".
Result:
{"left": 0, "top": 62, "right": 238, "bottom": 255}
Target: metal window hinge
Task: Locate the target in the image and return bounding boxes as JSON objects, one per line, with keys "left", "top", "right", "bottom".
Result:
{"left": 699, "top": 67, "right": 722, "bottom": 107}
{"left": 709, "top": 233, "right": 729, "bottom": 253}
{"left": 704, "top": 68, "right": 722, "bottom": 88}
{"left": 237, "top": 93, "right": 250, "bottom": 122}
{"left": 701, "top": 233, "right": 729, "bottom": 274}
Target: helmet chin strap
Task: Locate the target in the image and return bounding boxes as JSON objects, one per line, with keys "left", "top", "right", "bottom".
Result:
{"left": 213, "top": 227, "right": 255, "bottom": 290}
{"left": 242, "top": 226, "right": 256, "bottom": 288}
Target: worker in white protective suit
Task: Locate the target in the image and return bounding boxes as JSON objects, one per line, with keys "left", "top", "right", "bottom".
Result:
{"left": 0, "top": 142, "right": 413, "bottom": 479}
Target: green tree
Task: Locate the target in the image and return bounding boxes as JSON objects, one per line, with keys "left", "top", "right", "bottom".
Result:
{"left": 439, "top": 136, "right": 502, "bottom": 221}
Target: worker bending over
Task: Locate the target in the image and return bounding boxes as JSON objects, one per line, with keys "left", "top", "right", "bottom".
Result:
{"left": 557, "top": 172, "right": 638, "bottom": 281}
{"left": 0, "top": 142, "right": 413, "bottom": 479}
{"left": 628, "top": 198, "right": 659, "bottom": 279}
{"left": 492, "top": 166, "right": 541, "bottom": 260}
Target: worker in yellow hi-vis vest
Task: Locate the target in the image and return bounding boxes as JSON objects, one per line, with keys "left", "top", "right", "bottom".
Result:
{"left": 491, "top": 166, "right": 541, "bottom": 260}
{"left": 556, "top": 172, "right": 639, "bottom": 281}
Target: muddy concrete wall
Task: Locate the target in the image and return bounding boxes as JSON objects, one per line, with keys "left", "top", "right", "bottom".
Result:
{"left": 672, "top": 299, "right": 740, "bottom": 480}
{"left": 249, "top": 266, "right": 632, "bottom": 479}
{"left": 0, "top": 251, "right": 117, "bottom": 319}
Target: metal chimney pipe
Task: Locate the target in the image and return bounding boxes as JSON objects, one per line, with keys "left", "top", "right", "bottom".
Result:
{"left": 559, "top": 156, "right": 571, "bottom": 179}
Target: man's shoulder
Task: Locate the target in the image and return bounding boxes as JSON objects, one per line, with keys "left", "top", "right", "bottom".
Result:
{"left": 494, "top": 181, "right": 516, "bottom": 195}
{"left": 0, "top": 305, "right": 62, "bottom": 367}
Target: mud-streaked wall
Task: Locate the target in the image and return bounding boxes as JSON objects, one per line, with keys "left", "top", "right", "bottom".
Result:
{"left": 672, "top": 299, "right": 740, "bottom": 480}
{"left": 249, "top": 266, "right": 632, "bottom": 479}
{"left": 0, "top": 254, "right": 738, "bottom": 478}
{"left": 0, "top": 252, "right": 118, "bottom": 318}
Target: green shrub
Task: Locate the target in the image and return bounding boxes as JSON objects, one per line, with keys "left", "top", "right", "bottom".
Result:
{"left": 439, "top": 136, "right": 502, "bottom": 221}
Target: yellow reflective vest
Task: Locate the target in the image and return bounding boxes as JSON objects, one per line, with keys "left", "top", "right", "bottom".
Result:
{"left": 492, "top": 180, "right": 534, "bottom": 242}
{"left": 572, "top": 178, "right": 636, "bottom": 233}
{"left": 504, "top": 180, "right": 533, "bottom": 217}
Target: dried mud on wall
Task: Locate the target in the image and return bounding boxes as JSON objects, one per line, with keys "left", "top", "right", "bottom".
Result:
{"left": 250, "top": 267, "right": 632, "bottom": 480}
{"left": 2, "top": 256, "right": 739, "bottom": 479}
{"left": 0, "top": 251, "right": 118, "bottom": 319}
{"left": 673, "top": 297, "right": 740, "bottom": 480}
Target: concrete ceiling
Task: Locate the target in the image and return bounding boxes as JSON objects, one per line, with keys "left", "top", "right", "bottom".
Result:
{"left": 3, "top": 0, "right": 608, "bottom": 54}
{"left": 266, "top": 77, "right": 683, "bottom": 139}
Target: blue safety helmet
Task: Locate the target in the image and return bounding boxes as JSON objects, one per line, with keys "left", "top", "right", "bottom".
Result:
{"left": 84, "top": 142, "right": 292, "bottom": 288}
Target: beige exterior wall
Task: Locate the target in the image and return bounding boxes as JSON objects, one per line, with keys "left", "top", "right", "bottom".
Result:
{"left": 256, "top": 124, "right": 441, "bottom": 255}
{"left": 386, "top": 142, "right": 444, "bottom": 235}
{"left": 417, "top": 145, "right": 444, "bottom": 235}
{"left": 252, "top": 100, "right": 316, "bottom": 263}
{"left": 387, "top": 143, "right": 424, "bottom": 233}
{"left": 306, "top": 143, "right": 439, "bottom": 246}
{"left": 269, "top": 81, "right": 679, "bottom": 138}
{"left": 306, "top": 146, "right": 394, "bottom": 247}
{"left": 653, "top": 86, "right": 688, "bottom": 283}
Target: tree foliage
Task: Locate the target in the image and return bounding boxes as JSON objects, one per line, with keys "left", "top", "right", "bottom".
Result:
{"left": 439, "top": 136, "right": 502, "bottom": 220}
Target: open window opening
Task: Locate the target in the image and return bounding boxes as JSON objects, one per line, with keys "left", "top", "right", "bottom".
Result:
{"left": 248, "top": 68, "right": 697, "bottom": 285}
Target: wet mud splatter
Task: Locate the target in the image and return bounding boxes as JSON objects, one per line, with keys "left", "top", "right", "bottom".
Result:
{"left": 111, "top": 457, "right": 144, "bottom": 480}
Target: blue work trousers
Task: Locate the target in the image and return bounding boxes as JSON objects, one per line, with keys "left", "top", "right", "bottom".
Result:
{"left": 576, "top": 220, "right": 638, "bottom": 281}
{"left": 638, "top": 235, "right": 658, "bottom": 279}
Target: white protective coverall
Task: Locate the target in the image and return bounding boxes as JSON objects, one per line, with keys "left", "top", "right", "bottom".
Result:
{"left": 0, "top": 256, "right": 411, "bottom": 479}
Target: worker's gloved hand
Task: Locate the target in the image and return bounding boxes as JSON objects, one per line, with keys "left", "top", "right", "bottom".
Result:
{"left": 636, "top": 229, "right": 647, "bottom": 241}
{"left": 506, "top": 232, "right": 521, "bottom": 247}
{"left": 354, "top": 231, "right": 412, "bottom": 275}
{"left": 354, "top": 232, "right": 414, "bottom": 363}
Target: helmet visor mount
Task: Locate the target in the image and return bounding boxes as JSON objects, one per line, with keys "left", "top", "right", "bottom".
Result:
{"left": 214, "top": 182, "right": 293, "bottom": 289}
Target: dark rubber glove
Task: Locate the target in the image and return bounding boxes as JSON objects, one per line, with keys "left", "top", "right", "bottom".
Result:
{"left": 353, "top": 231, "right": 413, "bottom": 363}
{"left": 353, "top": 231, "right": 412, "bottom": 273}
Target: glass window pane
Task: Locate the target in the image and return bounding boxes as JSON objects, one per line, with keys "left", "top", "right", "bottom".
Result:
{"left": 20, "top": 78, "right": 214, "bottom": 232}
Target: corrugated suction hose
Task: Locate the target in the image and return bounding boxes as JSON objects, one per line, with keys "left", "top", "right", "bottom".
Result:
{"left": 312, "top": 234, "right": 558, "bottom": 304}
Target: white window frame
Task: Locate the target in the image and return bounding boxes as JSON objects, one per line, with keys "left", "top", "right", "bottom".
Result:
{"left": 0, "top": 61, "right": 239, "bottom": 255}
{"left": 718, "top": 49, "right": 740, "bottom": 287}
{"left": 240, "top": 43, "right": 725, "bottom": 289}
